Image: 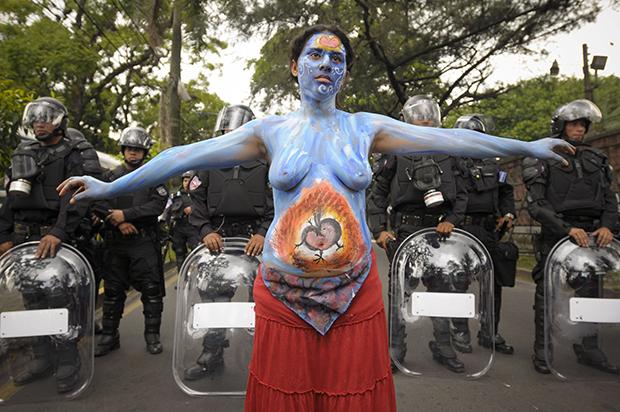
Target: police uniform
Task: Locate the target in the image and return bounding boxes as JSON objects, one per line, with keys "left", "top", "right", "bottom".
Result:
{"left": 95, "top": 164, "right": 168, "bottom": 355}
{"left": 367, "top": 153, "right": 468, "bottom": 372}
{"left": 189, "top": 160, "right": 273, "bottom": 240}
{"left": 0, "top": 135, "right": 95, "bottom": 393}
{"left": 461, "top": 157, "right": 515, "bottom": 354}
{"left": 183, "top": 160, "right": 273, "bottom": 380}
{"left": 523, "top": 144, "right": 619, "bottom": 373}
{"left": 166, "top": 187, "right": 200, "bottom": 272}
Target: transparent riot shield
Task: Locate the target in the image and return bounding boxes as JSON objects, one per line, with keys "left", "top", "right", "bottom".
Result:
{"left": 390, "top": 228, "right": 494, "bottom": 378}
{"left": 545, "top": 237, "right": 620, "bottom": 380}
{"left": 0, "top": 242, "right": 95, "bottom": 404}
{"left": 173, "top": 237, "right": 258, "bottom": 396}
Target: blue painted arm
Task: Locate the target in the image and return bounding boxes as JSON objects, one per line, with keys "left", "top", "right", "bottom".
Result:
{"left": 58, "top": 120, "right": 265, "bottom": 201}
{"left": 365, "top": 113, "right": 572, "bottom": 161}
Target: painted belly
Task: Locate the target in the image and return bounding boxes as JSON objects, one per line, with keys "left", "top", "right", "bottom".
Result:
{"left": 269, "top": 181, "right": 367, "bottom": 276}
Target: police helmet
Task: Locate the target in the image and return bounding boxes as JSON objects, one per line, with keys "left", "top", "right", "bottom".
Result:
{"left": 401, "top": 95, "right": 442, "bottom": 127}
{"left": 551, "top": 99, "right": 602, "bottom": 136}
{"left": 453, "top": 114, "right": 495, "bottom": 134}
{"left": 213, "top": 105, "right": 255, "bottom": 136}
{"left": 21, "top": 97, "right": 68, "bottom": 141}
{"left": 119, "top": 126, "right": 153, "bottom": 152}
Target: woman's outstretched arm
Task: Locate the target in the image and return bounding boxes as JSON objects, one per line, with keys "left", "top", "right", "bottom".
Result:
{"left": 364, "top": 113, "right": 573, "bottom": 162}
{"left": 58, "top": 120, "right": 266, "bottom": 202}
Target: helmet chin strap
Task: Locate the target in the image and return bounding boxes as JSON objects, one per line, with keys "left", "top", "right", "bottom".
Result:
{"left": 34, "top": 128, "right": 63, "bottom": 142}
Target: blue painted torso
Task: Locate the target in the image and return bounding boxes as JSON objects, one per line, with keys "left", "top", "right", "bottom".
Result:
{"left": 260, "top": 110, "right": 374, "bottom": 277}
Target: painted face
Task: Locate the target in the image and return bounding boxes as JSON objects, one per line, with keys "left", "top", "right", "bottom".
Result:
{"left": 296, "top": 32, "right": 347, "bottom": 101}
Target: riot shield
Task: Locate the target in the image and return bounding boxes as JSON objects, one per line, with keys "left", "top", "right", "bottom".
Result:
{"left": 390, "top": 228, "right": 494, "bottom": 378}
{"left": 0, "top": 242, "right": 95, "bottom": 404}
{"left": 545, "top": 237, "right": 620, "bottom": 380}
{"left": 173, "top": 237, "right": 258, "bottom": 395}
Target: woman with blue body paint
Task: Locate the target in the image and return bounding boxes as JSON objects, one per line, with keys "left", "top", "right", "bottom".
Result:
{"left": 59, "top": 25, "right": 572, "bottom": 411}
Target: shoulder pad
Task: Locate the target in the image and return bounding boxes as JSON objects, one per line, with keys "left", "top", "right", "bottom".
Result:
{"left": 15, "top": 140, "right": 39, "bottom": 152}
{"left": 521, "top": 157, "right": 546, "bottom": 183}
{"left": 156, "top": 185, "right": 168, "bottom": 197}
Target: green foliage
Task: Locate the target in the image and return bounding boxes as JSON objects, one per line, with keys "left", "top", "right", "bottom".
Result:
{"left": 216, "top": 0, "right": 603, "bottom": 117}
{"left": 443, "top": 75, "right": 620, "bottom": 140}
{"left": 0, "top": 79, "right": 34, "bottom": 173}
{"left": 133, "top": 75, "right": 227, "bottom": 152}
{"left": 0, "top": 0, "right": 228, "bottom": 174}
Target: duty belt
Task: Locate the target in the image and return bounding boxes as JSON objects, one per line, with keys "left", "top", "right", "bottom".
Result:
{"left": 561, "top": 215, "right": 601, "bottom": 230}
{"left": 104, "top": 227, "right": 157, "bottom": 241}
{"left": 219, "top": 222, "right": 255, "bottom": 238}
{"left": 399, "top": 213, "right": 443, "bottom": 227}
{"left": 14, "top": 222, "right": 53, "bottom": 238}
{"left": 463, "top": 214, "right": 496, "bottom": 228}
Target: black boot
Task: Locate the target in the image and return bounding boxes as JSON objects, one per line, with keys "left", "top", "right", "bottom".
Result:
{"left": 55, "top": 342, "right": 81, "bottom": 393}
{"left": 494, "top": 333, "right": 514, "bottom": 355}
{"left": 145, "top": 332, "right": 163, "bottom": 355}
{"left": 429, "top": 318, "right": 464, "bottom": 373}
{"left": 13, "top": 338, "right": 53, "bottom": 385}
{"left": 95, "top": 289, "right": 125, "bottom": 357}
{"left": 142, "top": 286, "right": 164, "bottom": 355}
{"left": 573, "top": 335, "right": 619, "bottom": 375}
{"left": 451, "top": 318, "right": 472, "bottom": 353}
{"left": 95, "top": 330, "right": 120, "bottom": 357}
{"left": 184, "top": 330, "right": 229, "bottom": 380}
{"left": 478, "top": 332, "right": 514, "bottom": 355}
{"left": 532, "top": 287, "right": 550, "bottom": 374}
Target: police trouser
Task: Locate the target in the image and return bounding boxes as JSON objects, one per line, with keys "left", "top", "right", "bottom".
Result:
{"left": 531, "top": 220, "right": 599, "bottom": 358}
{"left": 172, "top": 220, "right": 200, "bottom": 272}
{"left": 102, "top": 233, "right": 164, "bottom": 336}
{"left": 385, "top": 214, "right": 442, "bottom": 362}
{"left": 463, "top": 217, "right": 502, "bottom": 340}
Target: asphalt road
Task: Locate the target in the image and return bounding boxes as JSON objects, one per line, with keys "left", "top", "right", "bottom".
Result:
{"left": 2, "top": 245, "right": 620, "bottom": 411}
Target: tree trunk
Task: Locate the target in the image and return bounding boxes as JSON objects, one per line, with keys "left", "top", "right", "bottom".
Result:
{"left": 168, "top": 0, "right": 182, "bottom": 147}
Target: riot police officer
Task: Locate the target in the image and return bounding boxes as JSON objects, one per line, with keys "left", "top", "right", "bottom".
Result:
{"left": 183, "top": 105, "right": 273, "bottom": 380}
{"left": 0, "top": 97, "right": 100, "bottom": 393}
{"left": 367, "top": 95, "right": 469, "bottom": 373}
{"left": 455, "top": 114, "right": 516, "bottom": 355}
{"left": 94, "top": 127, "right": 168, "bottom": 356}
{"left": 523, "top": 99, "right": 618, "bottom": 374}
{"left": 164, "top": 170, "right": 200, "bottom": 272}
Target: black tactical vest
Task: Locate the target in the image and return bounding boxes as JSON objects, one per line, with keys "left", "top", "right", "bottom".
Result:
{"left": 390, "top": 155, "right": 458, "bottom": 211}
{"left": 10, "top": 139, "right": 75, "bottom": 212}
{"left": 206, "top": 160, "right": 268, "bottom": 217}
{"left": 105, "top": 166, "right": 159, "bottom": 227}
{"left": 545, "top": 147, "right": 610, "bottom": 214}
{"left": 462, "top": 158, "right": 500, "bottom": 214}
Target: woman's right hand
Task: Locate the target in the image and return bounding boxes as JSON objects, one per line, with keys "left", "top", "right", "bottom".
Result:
{"left": 57, "top": 176, "right": 110, "bottom": 203}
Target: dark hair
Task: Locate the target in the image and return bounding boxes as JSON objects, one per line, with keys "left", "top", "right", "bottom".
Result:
{"left": 289, "top": 25, "right": 355, "bottom": 82}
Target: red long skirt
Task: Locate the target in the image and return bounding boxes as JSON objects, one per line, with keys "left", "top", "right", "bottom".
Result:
{"left": 245, "top": 253, "right": 397, "bottom": 412}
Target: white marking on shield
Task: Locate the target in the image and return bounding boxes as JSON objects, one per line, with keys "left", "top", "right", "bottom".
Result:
{"left": 192, "top": 302, "right": 255, "bottom": 329}
{"left": 411, "top": 292, "right": 476, "bottom": 318}
{"left": 569, "top": 298, "right": 620, "bottom": 323}
{"left": 0, "top": 309, "right": 69, "bottom": 338}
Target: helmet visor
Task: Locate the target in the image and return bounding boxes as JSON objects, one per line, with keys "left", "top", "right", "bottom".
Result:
{"left": 556, "top": 99, "right": 602, "bottom": 123}
{"left": 214, "top": 107, "right": 254, "bottom": 135}
{"left": 402, "top": 100, "right": 441, "bottom": 127}
{"left": 21, "top": 101, "right": 66, "bottom": 139}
